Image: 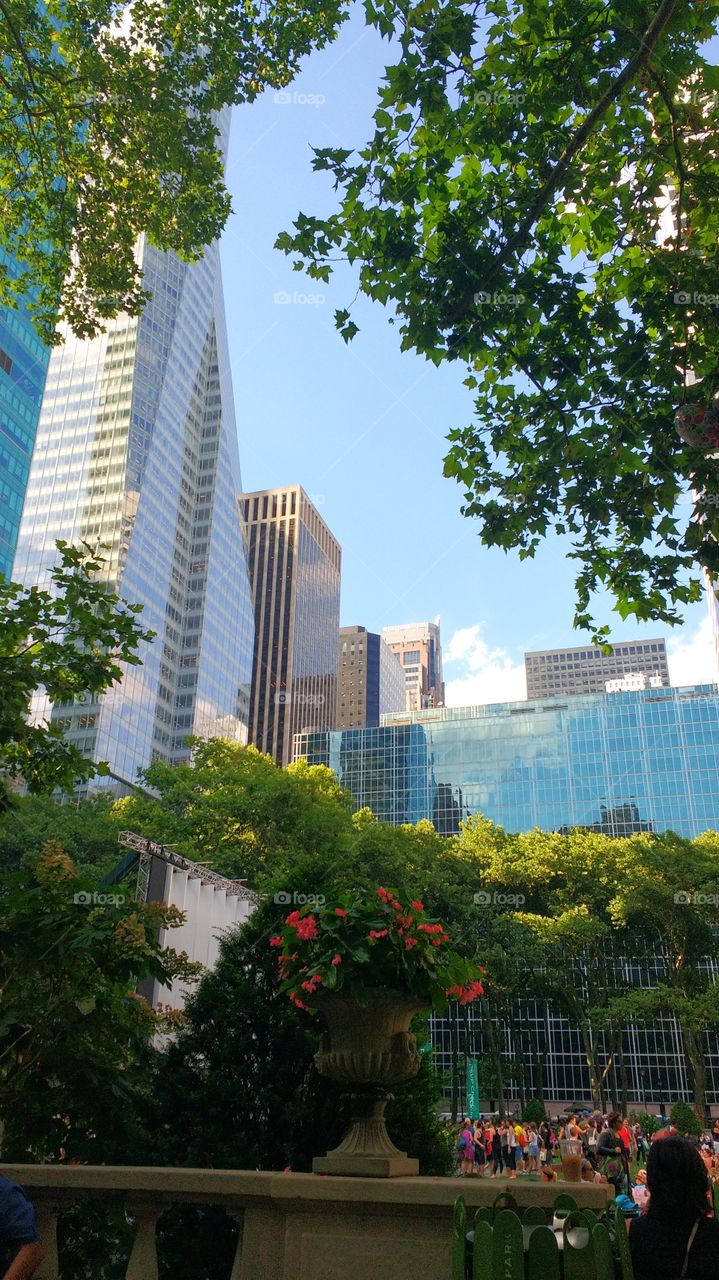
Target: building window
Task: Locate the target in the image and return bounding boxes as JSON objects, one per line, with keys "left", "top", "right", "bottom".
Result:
{"left": 404, "top": 650, "right": 421, "bottom": 665}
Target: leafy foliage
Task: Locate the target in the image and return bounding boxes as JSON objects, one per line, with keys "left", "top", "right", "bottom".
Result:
{"left": 670, "top": 1098, "right": 702, "bottom": 1135}
{"left": 0, "top": 542, "right": 153, "bottom": 792}
{"left": 279, "top": 0, "right": 719, "bottom": 636}
{"left": 0, "top": 841, "right": 198, "bottom": 1160}
{"left": 1, "top": 0, "right": 349, "bottom": 340}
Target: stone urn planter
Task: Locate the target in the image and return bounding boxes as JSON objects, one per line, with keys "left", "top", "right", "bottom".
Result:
{"left": 310, "top": 987, "right": 427, "bottom": 1177}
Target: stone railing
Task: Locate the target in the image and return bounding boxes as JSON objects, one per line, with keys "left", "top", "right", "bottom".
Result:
{"left": 0, "top": 1164, "right": 614, "bottom": 1280}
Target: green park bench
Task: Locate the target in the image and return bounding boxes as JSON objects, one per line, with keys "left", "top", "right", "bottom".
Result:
{"left": 451, "top": 1192, "right": 634, "bottom": 1280}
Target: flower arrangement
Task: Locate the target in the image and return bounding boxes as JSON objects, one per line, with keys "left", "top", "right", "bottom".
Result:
{"left": 270, "top": 886, "right": 484, "bottom": 1012}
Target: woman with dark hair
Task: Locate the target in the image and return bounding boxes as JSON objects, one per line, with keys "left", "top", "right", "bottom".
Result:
{"left": 596, "top": 1112, "right": 627, "bottom": 1193}
{"left": 629, "top": 1136, "right": 719, "bottom": 1279}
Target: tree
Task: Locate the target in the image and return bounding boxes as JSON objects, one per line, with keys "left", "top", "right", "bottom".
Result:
{"left": 0, "top": 791, "right": 123, "bottom": 876}
{"left": 279, "top": 0, "right": 719, "bottom": 638}
{"left": 0, "top": 842, "right": 198, "bottom": 1161}
{"left": 0, "top": 542, "right": 153, "bottom": 792}
{"left": 1, "top": 0, "right": 349, "bottom": 341}
{"left": 114, "top": 737, "right": 357, "bottom": 884}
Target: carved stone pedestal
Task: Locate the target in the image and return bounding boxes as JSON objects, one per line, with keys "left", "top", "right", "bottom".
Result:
{"left": 312, "top": 1092, "right": 418, "bottom": 1177}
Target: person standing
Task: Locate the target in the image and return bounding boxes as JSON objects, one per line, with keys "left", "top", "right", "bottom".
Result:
{"left": 597, "top": 1112, "right": 628, "bottom": 1194}
{"left": 629, "top": 1137, "right": 719, "bottom": 1279}
{"left": 489, "top": 1123, "right": 503, "bottom": 1178}
{"left": 457, "top": 1119, "right": 474, "bottom": 1176}
{"left": 540, "top": 1119, "right": 553, "bottom": 1165}
{"left": 0, "top": 1175, "right": 46, "bottom": 1280}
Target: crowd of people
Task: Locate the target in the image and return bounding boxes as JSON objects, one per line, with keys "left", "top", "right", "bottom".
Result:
{"left": 454, "top": 1111, "right": 719, "bottom": 1195}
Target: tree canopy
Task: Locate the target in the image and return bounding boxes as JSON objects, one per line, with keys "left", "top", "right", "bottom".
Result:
{"left": 0, "top": 542, "right": 152, "bottom": 792}
{"left": 279, "top": 0, "right": 719, "bottom": 638}
{"left": 1, "top": 0, "right": 349, "bottom": 341}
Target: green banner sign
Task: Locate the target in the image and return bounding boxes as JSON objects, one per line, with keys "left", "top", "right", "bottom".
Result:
{"left": 466, "top": 1057, "right": 480, "bottom": 1119}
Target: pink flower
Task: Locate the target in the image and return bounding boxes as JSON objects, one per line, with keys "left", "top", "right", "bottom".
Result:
{"left": 335, "top": 908, "right": 348, "bottom": 917}
{"left": 285, "top": 910, "right": 301, "bottom": 927}
{"left": 331, "top": 954, "right": 342, "bottom": 966}
{"left": 411, "top": 900, "right": 424, "bottom": 911}
{"left": 377, "top": 887, "right": 392, "bottom": 902}
{"left": 404, "top": 937, "right": 418, "bottom": 950}
{"left": 296, "top": 916, "right": 319, "bottom": 941}
{"left": 369, "top": 929, "right": 388, "bottom": 940}
{"left": 269, "top": 936, "right": 283, "bottom": 948}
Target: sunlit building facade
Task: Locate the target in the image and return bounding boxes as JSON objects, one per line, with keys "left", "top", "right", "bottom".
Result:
{"left": 296, "top": 684, "right": 719, "bottom": 1110}
{"left": 525, "top": 639, "right": 670, "bottom": 699}
{"left": 13, "top": 115, "right": 254, "bottom": 782}
{"left": 0, "top": 250, "right": 50, "bottom": 579}
{"left": 382, "top": 620, "right": 445, "bottom": 712}
{"left": 240, "top": 485, "right": 341, "bottom": 766}
{"left": 295, "top": 685, "right": 719, "bottom": 836}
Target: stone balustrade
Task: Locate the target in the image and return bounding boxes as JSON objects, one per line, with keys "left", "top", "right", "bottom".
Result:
{"left": 0, "top": 1164, "right": 614, "bottom": 1280}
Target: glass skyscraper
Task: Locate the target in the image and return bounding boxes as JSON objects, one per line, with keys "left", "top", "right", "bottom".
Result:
{"left": 295, "top": 685, "right": 719, "bottom": 838}
{"left": 296, "top": 685, "right": 719, "bottom": 1108}
{"left": 13, "top": 115, "right": 254, "bottom": 783}
{"left": 0, "top": 250, "right": 50, "bottom": 578}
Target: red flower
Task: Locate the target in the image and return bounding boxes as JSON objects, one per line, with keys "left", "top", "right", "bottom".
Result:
{"left": 405, "top": 937, "right": 418, "bottom": 950}
{"left": 377, "top": 887, "right": 392, "bottom": 902}
{"left": 285, "top": 910, "right": 301, "bottom": 927}
{"left": 335, "top": 908, "right": 348, "bottom": 917}
{"left": 369, "top": 929, "right": 388, "bottom": 940}
{"left": 296, "top": 916, "right": 319, "bottom": 941}
{"left": 411, "top": 900, "right": 424, "bottom": 911}
{"left": 269, "top": 936, "right": 283, "bottom": 948}
{"left": 331, "top": 954, "right": 342, "bottom": 966}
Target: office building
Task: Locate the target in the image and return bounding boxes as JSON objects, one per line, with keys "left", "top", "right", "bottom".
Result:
{"left": 383, "top": 620, "right": 445, "bottom": 712}
{"left": 336, "top": 626, "right": 405, "bottom": 729}
{"left": 295, "top": 684, "right": 719, "bottom": 837}
{"left": 525, "top": 638, "right": 669, "bottom": 699}
{"left": 295, "top": 686, "right": 719, "bottom": 1110}
{"left": 240, "top": 485, "right": 341, "bottom": 766}
{"left": 13, "top": 115, "right": 255, "bottom": 782}
{"left": 0, "top": 251, "right": 50, "bottom": 578}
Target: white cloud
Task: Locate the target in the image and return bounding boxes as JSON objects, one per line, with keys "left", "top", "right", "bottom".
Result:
{"left": 444, "top": 623, "right": 526, "bottom": 707}
{"left": 667, "top": 614, "right": 718, "bottom": 688}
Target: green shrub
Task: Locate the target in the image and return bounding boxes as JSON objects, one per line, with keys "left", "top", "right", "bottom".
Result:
{"left": 670, "top": 1099, "right": 702, "bottom": 1135}
{"left": 522, "top": 1097, "right": 547, "bottom": 1124}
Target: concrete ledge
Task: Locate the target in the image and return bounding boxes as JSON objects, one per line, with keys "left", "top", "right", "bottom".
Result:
{"left": 0, "top": 1166, "right": 614, "bottom": 1280}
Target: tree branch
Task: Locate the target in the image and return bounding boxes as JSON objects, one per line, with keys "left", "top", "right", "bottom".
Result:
{"left": 449, "top": 0, "right": 680, "bottom": 324}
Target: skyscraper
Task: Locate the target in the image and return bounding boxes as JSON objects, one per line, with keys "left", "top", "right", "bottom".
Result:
{"left": 336, "top": 625, "right": 405, "bottom": 729}
{"left": 382, "top": 620, "right": 445, "bottom": 712}
{"left": 0, "top": 250, "right": 50, "bottom": 579}
{"left": 240, "top": 485, "right": 341, "bottom": 766}
{"left": 525, "top": 639, "right": 669, "bottom": 699}
{"left": 13, "top": 116, "right": 254, "bottom": 782}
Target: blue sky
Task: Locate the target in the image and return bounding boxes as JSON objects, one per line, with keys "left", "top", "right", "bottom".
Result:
{"left": 219, "top": 10, "right": 717, "bottom": 705}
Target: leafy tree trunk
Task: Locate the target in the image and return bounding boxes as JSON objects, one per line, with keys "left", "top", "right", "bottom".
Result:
{"left": 579, "top": 1024, "right": 602, "bottom": 1111}
{"left": 682, "top": 1022, "right": 707, "bottom": 1118}
{"left": 484, "top": 1015, "right": 506, "bottom": 1118}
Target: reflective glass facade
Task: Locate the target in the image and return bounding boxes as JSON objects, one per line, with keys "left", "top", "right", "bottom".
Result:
{"left": 240, "top": 486, "right": 340, "bottom": 765}
{"left": 0, "top": 251, "right": 50, "bottom": 578}
{"left": 13, "top": 114, "right": 254, "bottom": 782}
{"left": 295, "top": 686, "right": 719, "bottom": 838}
{"left": 297, "top": 686, "right": 719, "bottom": 1107}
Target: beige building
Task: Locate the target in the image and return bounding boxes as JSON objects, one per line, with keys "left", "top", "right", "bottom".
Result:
{"left": 239, "top": 486, "right": 341, "bottom": 766}
{"left": 382, "top": 620, "right": 445, "bottom": 713}
{"left": 525, "top": 639, "right": 669, "bottom": 699}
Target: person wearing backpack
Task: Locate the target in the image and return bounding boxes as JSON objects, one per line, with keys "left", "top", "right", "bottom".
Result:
{"left": 457, "top": 1120, "right": 474, "bottom": 1176}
